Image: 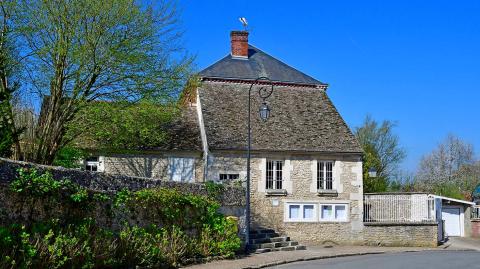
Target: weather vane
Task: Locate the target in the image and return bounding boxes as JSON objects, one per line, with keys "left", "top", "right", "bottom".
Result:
{"left": 239, "top": 17, "right": 248, "bottom": 31}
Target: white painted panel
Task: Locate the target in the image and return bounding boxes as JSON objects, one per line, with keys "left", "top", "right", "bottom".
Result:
{"left": 442, "top": 207, "right": 461, "bottom": 237}
{"left": 182, "top": 158, "right": 195, "bottom": 183}
{"left": 168, "top": 157, "right": 194, "bottom": 182}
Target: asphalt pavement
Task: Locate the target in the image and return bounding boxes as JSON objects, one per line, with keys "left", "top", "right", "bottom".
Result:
{"left": 268, "top": 251, "right": 480, "bottom": 269}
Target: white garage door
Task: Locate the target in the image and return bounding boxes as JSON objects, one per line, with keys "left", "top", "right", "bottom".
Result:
{"left": 442, "top": 207, "right": 461, "bottom": 237}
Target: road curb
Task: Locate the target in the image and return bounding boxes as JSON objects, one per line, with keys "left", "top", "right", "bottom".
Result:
{"left": 241, "top": 248, "right": 480, "bottom": 269}
{"left": 241, "top": 251, "right": 386, "bottom": 269}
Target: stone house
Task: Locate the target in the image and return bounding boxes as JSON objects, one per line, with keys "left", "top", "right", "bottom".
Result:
{"left": 86, "top": 30, "right": 364, "bottom": 244}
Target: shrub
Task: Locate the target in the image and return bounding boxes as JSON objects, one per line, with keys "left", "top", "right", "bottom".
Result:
{"left": 53, "top": 147, "right": 86, "bottom": 169}
{"left": 197, "top": 216, "right": 241, "bottom": 258}
{"left": 1, "top": 169, "right": 242, "bottom": 268}
{"left": 129, "top": 188, "right": 220, "bottom": 230}
{"left": 10, "top": 169, "right": 64, "bottom": 197}
{"left": 157, "top": 226, "right": 190, "bottom": 267}
{"left": 10, "top": 168, "right": 91, "bottom": 205}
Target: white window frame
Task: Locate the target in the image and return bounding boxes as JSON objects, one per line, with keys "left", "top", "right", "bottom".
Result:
{"left": 266, "top": 159, "right": 284, "bottom": 190}
{"left": 319, "top": 203, "right": 349, "bottom": 222}
{"left": 284, "top": 203, "right": 318, "bottom": 222}
{"left": 85, "top": 156, "right": 104, "bottom": 172}
{"left": 317, "top": 160, "right": 335, "bottom": 190}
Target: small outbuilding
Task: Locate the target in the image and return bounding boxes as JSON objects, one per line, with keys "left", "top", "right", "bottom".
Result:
{"left": 430, "top": 195, "right": 475, "bottom": 239}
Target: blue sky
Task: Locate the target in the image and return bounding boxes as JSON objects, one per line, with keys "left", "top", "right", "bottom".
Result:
{"left": 180, "top": 0, "right": 480, "bottom": 173}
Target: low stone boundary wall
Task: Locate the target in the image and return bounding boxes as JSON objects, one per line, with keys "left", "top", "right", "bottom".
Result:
{"left": 363, "top": 222, "right": 438, "bottom": 247}
{"left": 0, "top": 158, "right": 246, "bottom": 232}
{"left": 0, "top": 158, "right": 244, "bottom": 207}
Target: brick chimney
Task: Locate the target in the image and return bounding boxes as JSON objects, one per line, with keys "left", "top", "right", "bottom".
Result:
{"left": 230, "top": 31, "right": 249, "bottom": 58}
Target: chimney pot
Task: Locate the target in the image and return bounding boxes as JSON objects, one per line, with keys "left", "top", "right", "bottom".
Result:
{"left": 230, "top": 31, "right": 249, "bottom": 58}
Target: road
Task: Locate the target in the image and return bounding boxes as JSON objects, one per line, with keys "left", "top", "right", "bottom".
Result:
{"left": 268, "top": 251, "right": 480, "bottom": 269}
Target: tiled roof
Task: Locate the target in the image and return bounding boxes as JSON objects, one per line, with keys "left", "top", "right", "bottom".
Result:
{"left": 198, "top": 81, "right": 362, "bottom": 153}
{"left": 199, "top": 45, "right": 325, "bottom": 87}
{"left": 154, "top": 106, "right": 202, "bottom": 151}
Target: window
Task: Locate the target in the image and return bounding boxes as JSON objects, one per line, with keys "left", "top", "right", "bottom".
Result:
{"left": 168, "top": 157, "right": 195, "bottom": 182}
{"left": 219, "top": 174, "right": 240, "bottom": 181}
{"left": 317, "top": 161, "right": 334, "bottom": 190}
{"left": 286, "top": 203, "right": 316, "bottom": 222}
{"left": 320, "top": 204, "right": 348, "bottom": 222}
{"left": 266, "top": 160, "right": 283, "bottom": 189}
{"left": 85, "top": 157, "right": 99, "bottom": 172}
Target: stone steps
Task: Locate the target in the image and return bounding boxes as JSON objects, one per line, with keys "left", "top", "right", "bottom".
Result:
{"left": 248, "top": 228, "right": 306, "bottom": 253}
{"left": 250, "top": 236, "right": 290, "bottom": 244}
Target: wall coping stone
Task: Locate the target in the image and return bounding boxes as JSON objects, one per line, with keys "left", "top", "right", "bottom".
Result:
{"left": 364, "top": 222, "right": 437, "bottom": 226}
{"left": 364, "top": 192, "right": 429, "bottom": 195}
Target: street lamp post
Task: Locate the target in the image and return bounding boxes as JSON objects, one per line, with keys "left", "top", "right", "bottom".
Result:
{"left": 245, "top": 77, "right": 273, "bottom": 252}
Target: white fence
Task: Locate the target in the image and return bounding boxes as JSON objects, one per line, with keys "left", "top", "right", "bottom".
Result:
{"left": 472, "top": 206, "right": 480, "bottom": 219}
{"left": 364, "top": 194, "right": 436, "bottom": 223}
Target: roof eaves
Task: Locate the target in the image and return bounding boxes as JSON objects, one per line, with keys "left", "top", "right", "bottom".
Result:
{"left": 200, "top": 76, "right": 328, "bottom": 89}
{"left": 428, "top": 194, "right": 475, "bottom": 206}
{"left": 209, "top": 148, "right": 363, "bottom": 154}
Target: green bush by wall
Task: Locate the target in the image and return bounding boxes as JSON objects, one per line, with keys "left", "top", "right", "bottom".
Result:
{"left": 0, "top": 169, "right": 241, "bottom": 268}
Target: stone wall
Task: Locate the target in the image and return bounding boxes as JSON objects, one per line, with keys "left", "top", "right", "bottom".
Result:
{"left": 364, "top": 223, "right": 438, "bottom": 247}
{"left": 0, "top": 158, "right": 243, "bottom": 207}
{"left": 208, "top": 152, "right": 364, "bottom": 245}
{"left": 102, "top": 154, "right": 204, "bottom": 182}
{"left": 1, "top": 158, "right": 441, "bottom": 247}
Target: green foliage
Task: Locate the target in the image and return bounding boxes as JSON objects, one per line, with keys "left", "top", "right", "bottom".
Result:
{"left": 197, "top": 217, "right": 241, "bottom": 258}
{"left": 70, "top": 188, "right": 89, "bottom": 204}
{"left": 93, "top": 193, "right": 110, "bottom": 202}
{"left": 362, "top": 143, "right": 388, "bottom": 193}
{"left": 205, "top": 181, "right": 226, "bottom": 201}
{"left": 3, "top": 169, "right": 241, "bottom": 268}
{"left": 0, "top": 126, "right": 14, "bottom": 157}
{"left": 16, "top": 0, "right": 192, "bottom": 164}
{"left": 10, "top": 169, "right": 64, "bottom": 197}
{"left": 113, "top": 188, "right": 132, "bottom": 208}
{"left": 66, "top": 101, "right": 179, "bottom": 151}
{"left": 10, "top": 169, "right": 87, "bottom": 203}
{"left": 52, "top": 147, "right": 86, "bottom": 169}
{"left": 432, "top": 182, "right": 464, "bottom": 200}
{"left": 129, "top": 188, "right": 221, "bottom": 229}
{"left": 355, "top": 116, "right": 406, "bottom": 193}
{"left": 0, "top": 219, "right": 118, "bottom": 269}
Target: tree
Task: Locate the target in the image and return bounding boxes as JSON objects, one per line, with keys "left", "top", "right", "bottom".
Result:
{"left": 16, "top": 0, "right": 191, "bottom": 164}
{"left": 64, "top": 101, "right": 178, "bottom": 151}
{"left": 417, "top": 134, "right": 475, "bottom": 183}
{"left": 355, "top": 116, "right": 406, "bottom": 192}
{"left": 0, "top": 0, "right": 23, "bottom": 158}
{"left": 416, "top": 134, "right": 478, "bottom": 199}
{"left": 362, "top": 143, "right": 388, "bottom": 193}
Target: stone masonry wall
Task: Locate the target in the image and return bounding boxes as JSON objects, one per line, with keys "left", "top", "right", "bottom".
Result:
{"left": 208, "top": 152, "right": 365, "bottom": 245}
{"left": 1, "top": 157, "right": 440, "bottom": 247}
{"left": 364, "top": 223, "right": 438, "bottom": 247}
{"left": 0, "top": 158, "right": 242, "bottom": 207}
{"left": 103, "top": 154, "right": 204, "bottom": 182}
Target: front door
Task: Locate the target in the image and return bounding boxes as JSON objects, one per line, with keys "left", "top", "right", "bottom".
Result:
{"left": 442, "top": 207, "right": 462, "bottom": 237}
